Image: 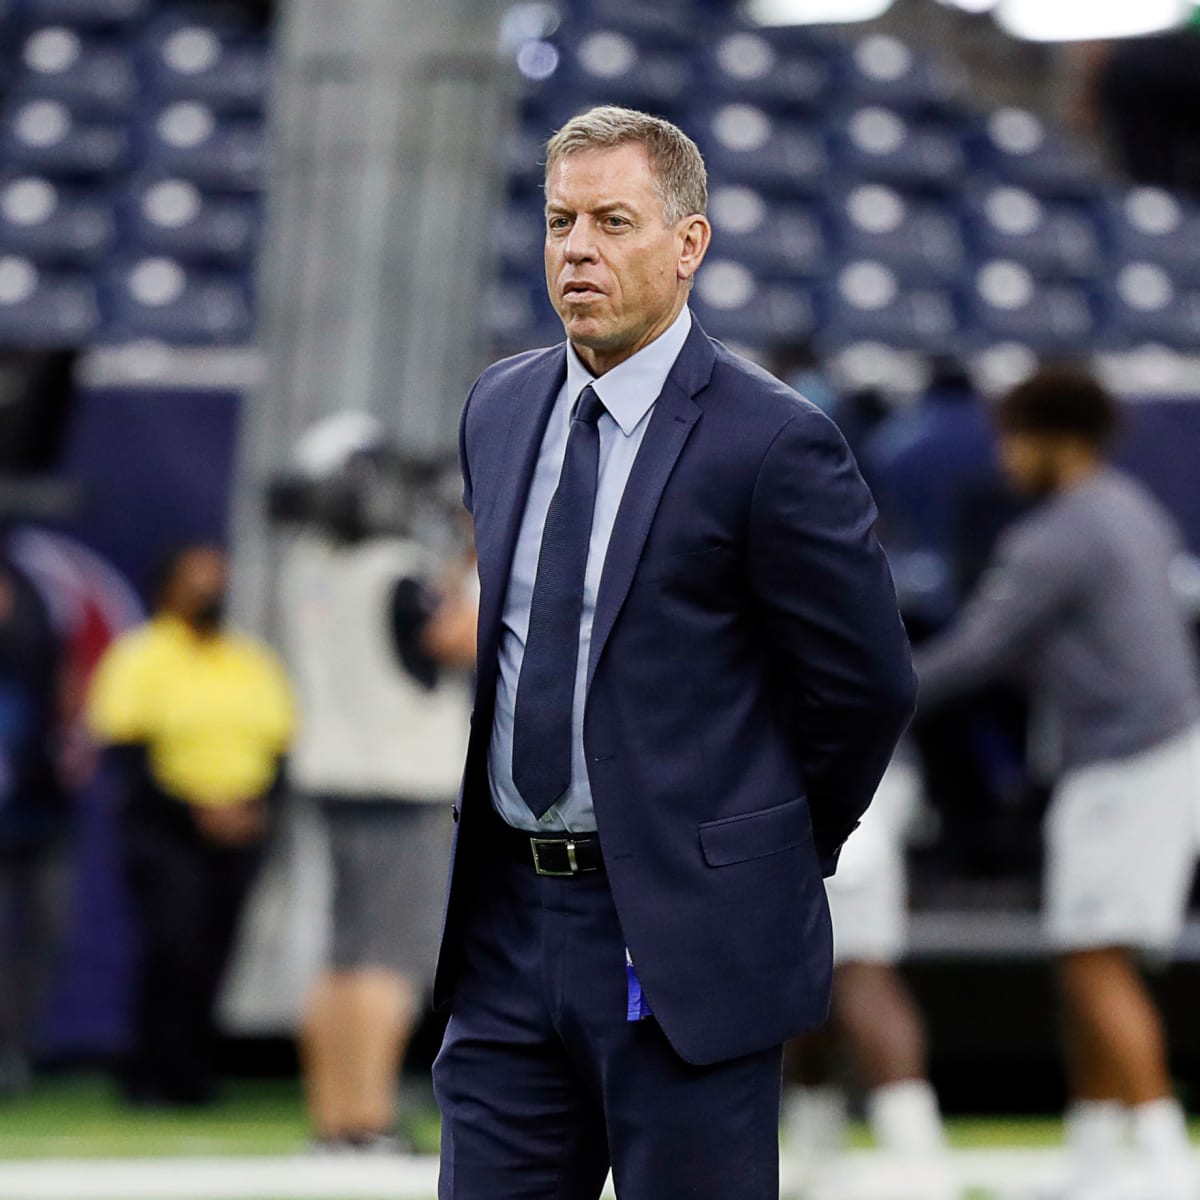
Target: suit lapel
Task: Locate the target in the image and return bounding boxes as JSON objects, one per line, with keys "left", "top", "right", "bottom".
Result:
{"left": 475, "top": 349, "right": 566, "bottom": 702}
{"left": 586, "top": 319, "right": 716, "bottom": 689}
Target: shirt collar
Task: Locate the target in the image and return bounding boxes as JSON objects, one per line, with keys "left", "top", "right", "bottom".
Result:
{"left": 564, "top": 306, "right": 692, "bottom": 437}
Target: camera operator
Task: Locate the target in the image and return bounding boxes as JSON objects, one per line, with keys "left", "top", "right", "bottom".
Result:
{"left": 270, "top": 413, "right": 474, "bottom": 1153}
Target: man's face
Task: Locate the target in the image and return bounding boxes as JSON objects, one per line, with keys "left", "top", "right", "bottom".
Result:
{"left": 543, "top": 143, "right": 708, "bottom": 375}
{"left": 997, "top": 431, "right": 1058, "bottom": 498}
{"left": 164, "top": 546, "right": 228, "bottom": 632}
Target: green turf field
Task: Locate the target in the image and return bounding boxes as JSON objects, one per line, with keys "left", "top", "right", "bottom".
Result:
{"left": 0, "top": 1076, "right": 441, "bottom": 1160}
{"left": 0, "top": 1077, "right": 1195, "bottom": 1200}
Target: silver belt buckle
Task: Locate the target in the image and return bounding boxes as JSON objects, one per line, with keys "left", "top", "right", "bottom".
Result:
{"left": 531, "top": 837, "right": 578, "bottom": 876}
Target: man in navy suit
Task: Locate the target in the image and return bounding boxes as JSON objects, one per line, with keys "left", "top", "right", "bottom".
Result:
{"left": 433, "top": 105, "right": 915, "bottom": 1200}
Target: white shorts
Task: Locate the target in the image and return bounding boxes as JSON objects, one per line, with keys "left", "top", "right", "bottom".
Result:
{"left": 1044, "top": 725, "right": 1200, "bottom": 957}
{"left": 827, "top": 762, "right": 919, "bottom": 966}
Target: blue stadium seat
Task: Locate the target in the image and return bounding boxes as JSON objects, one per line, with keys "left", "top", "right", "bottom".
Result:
{"left": 0, "top": 98, "right": 129, "bottom": 178}
{"left": 697, "top": 28, "right": 833, "bottom": 114}
{"left": 13, "top": 26, "right": 135, "bottom": 115}
{"left": 1102, "top": 261, "right": 1200, "bottom": 351}
{"left": 698, "top": 105, "right": 829, "bottom": 196}
{"left": 829, "top": 182, "right": 965, "bottom": 282}
{"left": 690, "top": 258, "right": 816, "bottom": 349}
{"left": 485, "top": 275, "right": 560, "bottom": 354}
{"left": 494, "top": 200, "right": 545, "bottom": 276}
{"left": 0, "top": 253, "right": 100, "bottom": 346}
{"left": 139, "top": 22, "right": 270, "bottom": 115}
{"left": 500, "top": 124, "right": 549, "bottom": 199}
{"left": 15, "top": 0, "right": 150, "bottom": 28}
{"left": 818, "top": 259, "right": 961, "bottom": 353}
{"left": 0, "top": 175, "right": 115, "bottom": 266}
{"left": 550, "top": 27, "right": 692, "bottom": 116}
{"left": 118, "top": 175, "right": 257, "bottom": 267}
{"left": 101, "top": 256, "right": 253, "bottom": 344}
{"left": 830, "top": 106, "right": 965, "bottom": 193}
{"left": 964, "top": 258, "right": 1099, "bottom": 354}
{"left": 562, "top": 0, "right": 698, "bottom": 50}
{"left": 1102, "top": 187, "right": 1200, "bottom": 286}
{"left": 966, "top": 107, "right": 1100, "bottom": 197}
{"left": 134, "top": 102, "right": 264, "bottom": 192}
{"left": 708, "top": 184, "right": 828, "bottom": 278}
{"left": 842, "top": 33, "right": 963, "bottom": 116}
{"left": 962, "top": 184, "right": 1104, "bottom": 279}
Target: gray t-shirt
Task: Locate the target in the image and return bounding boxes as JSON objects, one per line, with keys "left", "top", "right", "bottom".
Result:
{"left": 916, "top": 466, "right": 1200, "bottom": 770}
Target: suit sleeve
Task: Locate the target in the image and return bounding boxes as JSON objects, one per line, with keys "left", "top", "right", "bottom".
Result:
{"left": 458, "top": 375, "right": 480, "bottom": 515}
{"left": 747, "top": 409, "right": 917, "bottom": 875}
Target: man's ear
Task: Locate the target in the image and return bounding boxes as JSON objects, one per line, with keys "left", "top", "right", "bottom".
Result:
{"left": 677, "top": 215, "right": 712, "bottom": 282}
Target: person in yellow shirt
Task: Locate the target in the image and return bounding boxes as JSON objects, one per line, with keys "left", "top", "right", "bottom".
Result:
{"left": 88, "top": 543, "right": 293, "bottom": 1106}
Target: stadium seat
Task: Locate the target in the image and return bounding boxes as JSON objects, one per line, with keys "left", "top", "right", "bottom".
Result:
{"left": 842, "top": 33, "right": 963, "bottom": 116}
{"left": 962, "top": 184, "right": 1104, "bottom": 279}
{"left": 967, "top": 107, "right": 1100, "bottom": 197}
{"left": 118, "top": 175, "right": 257, "bottom": 267}
{"left": 0, "top": 253, "right": 100, "bottom": 346}
{"left": 134, "top": 102, "right": 264, "bottom": 192}
{"left": 707, "top": 184, "right": 829, "bottom": 278}
{"left": 139, "top": 22, "right": 270, "bottom": 115}
{"left": 0, "top": 175, "right": 115, "bottom": 266}
{"left": 1102, "top": 261, "right": 1200, "bottom": 351}
{"left": 698, "top": 105, "right": 829, "bottom": 196}
{"left": 15, "top": 0, "right": 151, "bottom": 28}
{"left": 1102, "top": 187, "right": 1200, "bottom": 286}
{"left": 964, "top": 258, "right": 1099, "bottom": 354}
{"left": 696, "top": 28, "right": 833, "bottom": 114}
{"left": 549, "top": 27, "right": 692, "bottom": 116}
{"left": 13, "top": 26, "right": 135, "bottom": 115}
{"left": 690, "top": 258, "right": 817, "bottom": 350}
{"left": 101, "top": 255, "right": 253, "bottom": 344}
{"left": 830, "top": 105, "right": 965, "bottom": 193}
{"left": 0, "top": 98, "right": 130, "bottom": 178}
{"left": 493, "top": 206, "right": 541, "bottom": 283}
{"left": 484, "top": 274, "right": 561, "bottom": 353}
{"left": 562, "top": 0, "right": 698, "bottom": 50}
{"left": 829, "top": 182, "right": 965, "bottom": 282}
{"left": 818, "top": 258, "right": 961, "bottom": 353}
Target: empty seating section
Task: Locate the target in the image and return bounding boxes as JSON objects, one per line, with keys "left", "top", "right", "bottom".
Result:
{"left": 493, "top": 3, "right": 1200, "bottom": 363}
{"left": 0, "top": 0, "right": 268, "bottom": 346}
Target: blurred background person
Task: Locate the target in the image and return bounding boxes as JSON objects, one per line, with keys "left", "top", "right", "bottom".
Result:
{"left": 784, "top": 752, "right": 956, "bottom": 1200}
{"left": 269, "top": 413, "right": 475, "bottom": 1153}
{"left": 916, "top": 368, "right": 1200, "bottom": 1200}
{"left": 87, "top": 543, "right": 293, "bottom": 1107}
{"left": 0, "top": 536, "right": 70, "bottom": 1101}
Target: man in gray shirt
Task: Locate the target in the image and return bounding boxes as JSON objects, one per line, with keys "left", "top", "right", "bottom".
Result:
{"left": 917, "top": 367, "right": 1200, "bottom": 1200}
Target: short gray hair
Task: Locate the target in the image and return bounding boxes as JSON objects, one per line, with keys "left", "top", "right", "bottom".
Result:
{"left": 544, "top": 105, "right": 707, "bottom": 225}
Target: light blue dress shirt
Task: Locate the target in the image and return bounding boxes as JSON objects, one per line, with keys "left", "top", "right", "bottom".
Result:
{"left": 488, "top": 305, "right": 693, "bottom": 832}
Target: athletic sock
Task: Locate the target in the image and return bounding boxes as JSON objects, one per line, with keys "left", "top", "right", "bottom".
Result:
{"left": 867, "top": 1078, "right": 948, "bottom": 1156}
{"left": 1064, "top": 1101, "right": 1127, "bottom": 1193}
{"left": 782, "top": 1084, "right": 848, "bottom": 1159}
{"left": 1130, "top": 1098, "right": 1194, "bottom": 1197}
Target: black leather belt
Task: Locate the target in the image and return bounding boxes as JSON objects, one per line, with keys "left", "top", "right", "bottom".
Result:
{"left": 498, "top": 822, "right": 605, "bottom": 877}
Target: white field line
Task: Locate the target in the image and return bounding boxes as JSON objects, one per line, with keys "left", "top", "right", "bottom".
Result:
{"left": 0, "top": 1148, "right": 1089, "bottom": 1200}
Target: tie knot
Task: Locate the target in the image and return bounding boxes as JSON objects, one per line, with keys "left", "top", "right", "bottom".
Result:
{"left": 574, "top": 386, "right": 606, "bottom": 428}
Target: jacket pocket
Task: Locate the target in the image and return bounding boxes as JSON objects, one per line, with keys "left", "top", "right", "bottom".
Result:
{"left": 698, "top": 797, "right": 810, "bottom": 868}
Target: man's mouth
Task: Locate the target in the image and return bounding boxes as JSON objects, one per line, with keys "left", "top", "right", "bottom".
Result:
{"left": 563, "top": 282, "right": 603, "bottom": 300}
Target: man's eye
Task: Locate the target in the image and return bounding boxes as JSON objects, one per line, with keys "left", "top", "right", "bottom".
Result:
{"left": 604, "top": 216, "right": 628, "bottom": 228}
{"left": 547, "top": 216, "right": 570, "bottom": 231}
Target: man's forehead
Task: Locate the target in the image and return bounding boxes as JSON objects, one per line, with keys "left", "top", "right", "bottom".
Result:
{"left": 546, "top": 143, "right": 656, "bottom": 200}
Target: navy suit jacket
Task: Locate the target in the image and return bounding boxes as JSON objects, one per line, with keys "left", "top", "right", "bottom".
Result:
{"left": 435, "top": 318, "right": 916, "bottom": 1067}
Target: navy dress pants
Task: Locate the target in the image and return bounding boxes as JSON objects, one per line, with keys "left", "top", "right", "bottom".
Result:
{"left": 434, "top": 848, "right": 783, "bottom": 1200}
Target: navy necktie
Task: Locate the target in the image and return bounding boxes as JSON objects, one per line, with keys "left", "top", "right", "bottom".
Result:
{"left": 512, "top": 384, "right": 607, "bottom": 818}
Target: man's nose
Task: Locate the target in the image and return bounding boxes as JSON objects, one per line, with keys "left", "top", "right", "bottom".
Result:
{"left": 563, "top": 219, "right": 599, "bottom": 262}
